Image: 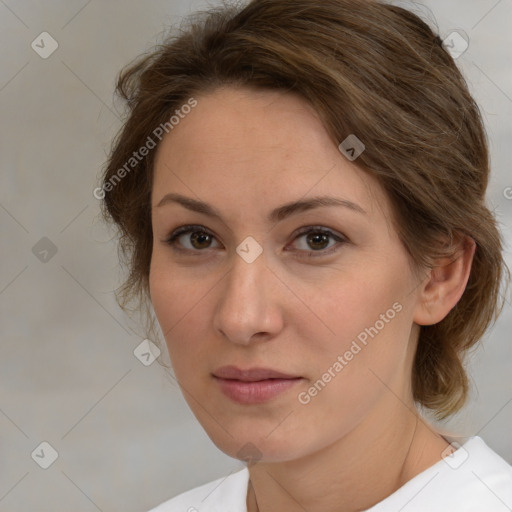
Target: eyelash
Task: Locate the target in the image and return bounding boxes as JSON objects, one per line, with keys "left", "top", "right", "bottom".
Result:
{"left": 165, "top": 224, "right": 347, "bottom": 258}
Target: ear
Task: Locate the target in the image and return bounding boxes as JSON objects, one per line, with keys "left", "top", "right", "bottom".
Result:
{"left": 413, "top": 236, "right": 476, "bottom": 326}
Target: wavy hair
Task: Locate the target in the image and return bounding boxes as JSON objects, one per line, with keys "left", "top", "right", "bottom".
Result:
{"left": 100, "top": 0, "right": 508, "bottom": 418}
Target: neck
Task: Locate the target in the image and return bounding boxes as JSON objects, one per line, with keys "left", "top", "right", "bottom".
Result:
{"left": 246, "top": 398, "right": 449, "bottom": 512}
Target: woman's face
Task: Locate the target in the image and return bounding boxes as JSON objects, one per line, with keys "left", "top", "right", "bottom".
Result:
{"left": 150, "top": 86, "right": 425, "bottom": 462}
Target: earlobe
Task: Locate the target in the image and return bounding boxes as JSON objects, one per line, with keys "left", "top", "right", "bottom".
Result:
{"left": 413, "top": 237, "right": 476, "bottom": 326}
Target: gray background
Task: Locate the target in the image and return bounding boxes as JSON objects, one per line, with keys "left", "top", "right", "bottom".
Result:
{"left": 0, "top": 1, "right": 511, "bottom": 511}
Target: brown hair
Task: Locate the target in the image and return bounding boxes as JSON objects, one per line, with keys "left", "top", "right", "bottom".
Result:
{"left": 100, "top": 0, "right": 508, "bottom": 419}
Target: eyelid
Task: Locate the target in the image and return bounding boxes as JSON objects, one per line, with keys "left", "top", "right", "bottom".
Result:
{"left": 291, "top": 225, "right": 346, "bottom": 240}
{"left": 167, "top": 224, "right": 217, "bottom": 241}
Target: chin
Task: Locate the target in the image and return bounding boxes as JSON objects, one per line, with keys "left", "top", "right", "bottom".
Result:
{"left": 201, "top": 420, "right": 311, "bottom": 464}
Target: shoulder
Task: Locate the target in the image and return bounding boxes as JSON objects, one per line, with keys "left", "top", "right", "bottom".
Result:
{"left": 369, "top": 436, "right": 512, "bottom": 512}
{"left": 439, "top": 436, "right": 512, "bottom": 499}
{"left": 147, "top": 467, "right": 249, "bottom": 512}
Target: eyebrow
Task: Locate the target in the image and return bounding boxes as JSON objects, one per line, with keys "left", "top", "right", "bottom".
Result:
{"left": 155, "top": 193, "right": 367, "bottom": 223}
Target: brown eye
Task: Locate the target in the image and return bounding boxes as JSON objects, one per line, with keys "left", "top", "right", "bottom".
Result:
{"left": 288, "top": 227, "right": 347, "bottom": 258}
{"left": 166, "top": 225, "right": 221, "bottom": 251}
{"left": 189, "top": 231, "right": 213, "bottom": 249}
{"left": 306, "top": 232, "right": 331, "bottom": 250}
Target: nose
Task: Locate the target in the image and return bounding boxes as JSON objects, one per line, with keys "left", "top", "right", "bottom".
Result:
{"left": 212, "top": 249, "right": 284, "bottom": 345}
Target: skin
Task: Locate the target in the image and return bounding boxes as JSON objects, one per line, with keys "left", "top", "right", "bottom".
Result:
{"left": 149, "top": 86, "right": 475, "bottom": 512}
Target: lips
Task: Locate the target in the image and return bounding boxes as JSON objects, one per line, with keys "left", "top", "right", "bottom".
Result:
{"left": 212, "top": 365, "right": 303, "bottom": 404}
{"left": 213, "top": 365, "right": 300, "bottom": 382}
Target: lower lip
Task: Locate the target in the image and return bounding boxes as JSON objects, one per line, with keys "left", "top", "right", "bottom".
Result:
{"left": 214, "top": 377, "right": 302, "bottom": 404}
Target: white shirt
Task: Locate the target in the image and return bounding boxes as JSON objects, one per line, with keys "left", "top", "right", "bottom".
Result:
{"left": 148, "top": 436, "right": 512, "bottom": 511}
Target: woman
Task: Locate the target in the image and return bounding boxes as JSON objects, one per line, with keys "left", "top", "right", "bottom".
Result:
{"left": 100, "top": 0, "right": 512, "bottom": 510}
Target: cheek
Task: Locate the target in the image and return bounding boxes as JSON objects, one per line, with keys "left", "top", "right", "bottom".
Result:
{"left": 299, "top": 256, "right": 414, "bottom": 381}
{"left": 149, "top": 250, "right": 227, "bottom": 389}
{"left": 148, "top": 255, "right": 215, "bottom": 372}
{"left": 149, "top": 260, "right": 177, "bottom": 336}
{"left": 292, "top": 278, "right": 413, "bottom": 438}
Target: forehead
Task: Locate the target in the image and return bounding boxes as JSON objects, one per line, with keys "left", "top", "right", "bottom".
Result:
{"left": 152, "top": 86, "right": 388, "bottom": 221}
